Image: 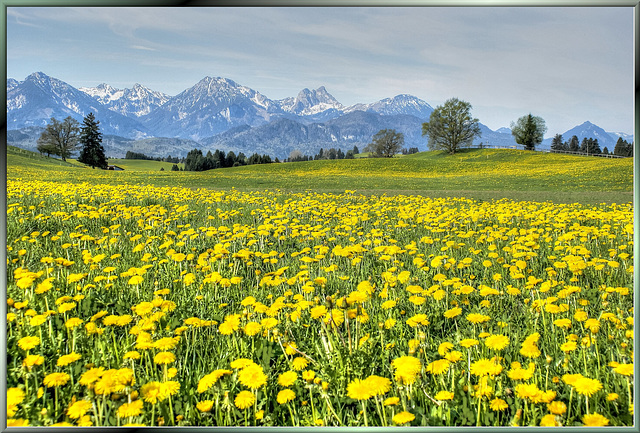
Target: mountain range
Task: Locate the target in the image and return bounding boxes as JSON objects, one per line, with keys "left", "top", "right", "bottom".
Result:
{"left": 6, "top": 72, "right": 633, "bottom": 159}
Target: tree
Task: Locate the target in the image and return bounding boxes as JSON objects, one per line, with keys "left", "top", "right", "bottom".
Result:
{"left": 510, "top": 114, "right": 547, "bottom": 151}
{"left": 37, "top": 116, "right": 80, "bottom": 161}
{"left": 36, "top": 140, "right": 57, "bottom": 158}
{"left": 614, "top": 137, "right": 633, "bottom": 157}
{"left": 365, "top": 129, "right": 405, "bottom": 158}
{"left": 77, "top": 113, "right": 108, "bottom": 169}
{"left": 550, "top": 134, "right": 566, "bottom": 152}
{"left": 568, "top": 135, "right": 580, "bottom": 152}
{"left": 171, "top": 164, "right": 180, "bottom": 171}
{"left": 422, "top": 98, "right": 481, "bottom": 155}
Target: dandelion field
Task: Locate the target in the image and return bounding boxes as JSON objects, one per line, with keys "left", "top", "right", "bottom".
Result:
{"left": 6, "top": 149, "right": 635, "bottom": 427}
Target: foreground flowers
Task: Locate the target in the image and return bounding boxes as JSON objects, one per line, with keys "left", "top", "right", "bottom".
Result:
{"left": 6, "top": 180, "right": 634, "bottom": 426}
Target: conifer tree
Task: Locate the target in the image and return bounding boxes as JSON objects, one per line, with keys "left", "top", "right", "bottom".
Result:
{"left": 510, "top": 113, "right": 547, "bottom": 151}
{"left": 568, "top": 135, "right": 580, "bottom": 152}
{"left": 78, "top": 113, "right": 107, "bottom": 169}
{"left": 550, "top": 133, "right": 565, "bottom": 151}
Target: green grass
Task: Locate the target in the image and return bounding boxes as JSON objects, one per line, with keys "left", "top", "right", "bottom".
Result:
{"left": 7, "top": 146, "right": 633, "bottom": 205}
{"left": 106, "top": 159, "right": 184, "bottom": 171}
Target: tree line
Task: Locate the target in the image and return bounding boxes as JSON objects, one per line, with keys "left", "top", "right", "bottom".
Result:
{"left": 179, "top": 149, "right": 276, "bottom": 172}
{"left": 125, "top": 151, "right": 181, "bottom": 164}
{"left": 550, "top": 134, "right": 633, "bottom": 157}
{"left": 37, "top": 109, "right": 633, "bottom": 171}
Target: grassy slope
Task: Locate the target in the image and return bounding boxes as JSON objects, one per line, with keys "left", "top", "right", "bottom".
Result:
{"left": 107, "top": 159, "right": 184, "bottom": 171}
{"left": 7, "top": 146, "right": 633, "bottom": 204}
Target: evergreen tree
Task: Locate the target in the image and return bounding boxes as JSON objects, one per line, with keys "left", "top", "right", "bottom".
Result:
{"left": 78, "top": 113, "right": 107, "bottom": 169}
{"left": 580, "top": 138, "right": 601, "bottom": 155}
{"left": 568, "top": 135, "right": 580, "bottom": 152}
{"left": 171, "top": 164, "right": 179, "bottom": 171}
{"left": 353, "top": 145, "right": 359, "bottom": 155}
{"left": 550, "top": 134, "right": 565, "bottom": 152}
{"left": 510, "top": 113, "right": 547, "bottom": 151}
{"left": 602, "top": 147, "right": 609, "bottom": 155}
{"left": 226, "top": 151, "right": 237, "bottom": 167}
{"left": 614, "top": 137, "right": 633, "bottom": 157}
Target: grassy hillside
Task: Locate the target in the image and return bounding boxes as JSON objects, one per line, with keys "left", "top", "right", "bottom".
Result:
{"left": 7, "top": 146, "right": 633, "bottom": 204}
{"left": 107, "top": 158, "right": 184, "bottom": 171}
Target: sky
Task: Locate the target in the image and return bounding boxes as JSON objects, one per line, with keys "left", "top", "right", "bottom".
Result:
{"left": 6, "top": 6, "right": 635, "bottom": 136}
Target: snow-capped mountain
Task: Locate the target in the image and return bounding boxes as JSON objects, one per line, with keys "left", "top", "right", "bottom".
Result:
{"left": 7, "top": 72, "right": 151, "bottom": 138}
{"left": 345, "top": 94, "right": 433, "bottom": 120}
{"left": 278, "top": 86, "right": 344, "bottom": 118}
{"left": 79, "top": 83, "right": 170, "bottom": 117}
{"left": 139, "top": 76, "right": 283, "bottom": 140}
{"left": 7, "top": 78, "right": 20, "bottom": 92}
{"left": 7, "top": 72, "right": 632, "bottom": 159}
{"left": 607, "top": 131, "right": 634, "bottom": 142}
{"left": 540, "top": 121, "right": 630, "bottom": 151}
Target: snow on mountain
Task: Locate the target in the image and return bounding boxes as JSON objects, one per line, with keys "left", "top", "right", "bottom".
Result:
{"left": 607, "top": 131, "right": 634, "bottom": 142}
{"left": 7, "top": 78, "right": 19, "bottom": 92}
{"left": 79, "top": 83, "right": 170, "bottom": 117}
{"left": 345, "top": 94, "right": 433, "bottom": 120}
{"left": 7, "top": 72, "right": 151, "bottom": 138}
{"left": 539, "top": 121, "right": 621, "bottom": 150}
{"left": 495, "top": 127, "right": 512, "bottom": 134}
{"left": 278, "top": 86, "right": 344, "bottom": 117}
{"left": 139, "top": 76, "right": 282, "bottom": 140}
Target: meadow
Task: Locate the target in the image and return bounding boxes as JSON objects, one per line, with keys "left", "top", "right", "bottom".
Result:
{"left": 6, "top": 146, "right": 634, "bottom": 426}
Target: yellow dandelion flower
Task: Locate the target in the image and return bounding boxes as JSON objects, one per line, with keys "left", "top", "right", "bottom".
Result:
{"left": 547, "top": 400, "right": 567, "bottom": 415}
{"left": 196, "top": 400, "right": 214, "bottom": 412}
{"left": 278, "top": 371, "right": 297, "bottom": 387}
{"left": 117, "top": 399, "right": 144, "bottom": 418}
{"left": 581, "top": 413, "right": 609, "bottom": 426}
{"left": 489, "top": 398, "right": 508, "bottom": 411}
{"left": 434, "top": 390, "right": 454, "bottom": 401}
{"left": 277, "top": 388, "right": 296, "bottom": 404}
{"left": 57, "top": 352, "right": 82, "bottom": 367}
{"left": 17, "top": 336, "right": 40, "bottom": 351}
{"left": 347, "top": 378, "right": 373, "bottom": 400}
{"left": 43, "top": 372, "right": 71, "bottom": 387}
{"left": 237, "top": 363, "right": 268, "bottom": 389}
{"left": 291, "top": 356, "right": 309, "bottom": 371}
{"left": 154, "top": 352, "right": 176, "bottom": 365}
{"left": 392, "top": 411, "right": 415, "bottom": 425}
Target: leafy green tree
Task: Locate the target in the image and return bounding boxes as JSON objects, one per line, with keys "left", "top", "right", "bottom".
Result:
{"left": 510, "top": 114, "right": 547, "bottom": 151}
{"left": 36, "top": 140, "right": 57, "bottom": 158}
{"left": 37, "top": 116, "right": 80, "bottom": 161}
{"left": 365, "top": 129, "right": 405, "bottom": 158}
{"left": 422, "top": 98, "right": 481, "bottom": 155}
{"left": 78, "top": 113, "right": 108, "bottom": 169}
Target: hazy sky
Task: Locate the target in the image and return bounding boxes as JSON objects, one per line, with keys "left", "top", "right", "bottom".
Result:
{"left": 6, "top": 6, "right": 634, "bottom": 135}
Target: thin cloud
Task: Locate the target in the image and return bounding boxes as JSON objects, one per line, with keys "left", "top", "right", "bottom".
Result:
{"left": 131, "top": 45, "right": 157, "bottom": 52}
